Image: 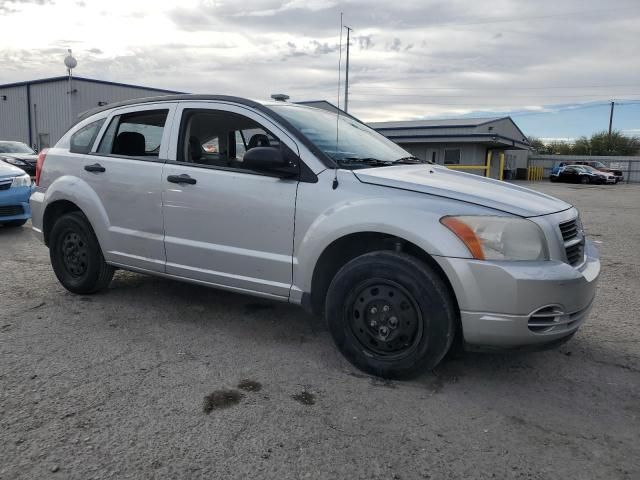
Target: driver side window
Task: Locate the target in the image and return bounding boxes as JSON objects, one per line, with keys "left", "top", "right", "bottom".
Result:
{"left": 178, "top": 109, "right": 281, "bottom": 170}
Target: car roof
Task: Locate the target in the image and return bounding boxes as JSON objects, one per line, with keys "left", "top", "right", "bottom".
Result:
{"left": 77, "top": 94, "right": 282, "bottom": 123}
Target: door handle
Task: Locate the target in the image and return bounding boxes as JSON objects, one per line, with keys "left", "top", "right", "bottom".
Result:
{"left": 84, "top": 163, "right": 106, "bottom": 173}
{"left": 167, "top": 174, "right": 197, "bottom": 185}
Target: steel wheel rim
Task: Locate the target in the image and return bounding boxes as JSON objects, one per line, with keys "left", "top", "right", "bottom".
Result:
{"left": 346, "top": 278, "right": 423, "bottom": 359}
{"left": 60, "top": 230, "right": 88, "bottom": 277}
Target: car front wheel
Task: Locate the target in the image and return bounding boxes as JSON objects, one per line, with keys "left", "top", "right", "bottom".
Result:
{"left": 49, "top": 211, "right": 114, "bottom": 294}
{"left": 325, "top": 251, "right": 456, "bottom": 379}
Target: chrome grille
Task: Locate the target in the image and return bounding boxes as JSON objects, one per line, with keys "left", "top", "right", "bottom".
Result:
{"left": 559, "top": 218, "right": 584, "bottom": 266}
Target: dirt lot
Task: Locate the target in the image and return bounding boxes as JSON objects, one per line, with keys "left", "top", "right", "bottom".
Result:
{"left": 1, "top": 181, "right": 639, "bottom": 479}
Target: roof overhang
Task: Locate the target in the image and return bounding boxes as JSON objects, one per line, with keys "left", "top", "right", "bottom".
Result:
{"left": 382, "top": 133, "right": 530, "bottom": 150}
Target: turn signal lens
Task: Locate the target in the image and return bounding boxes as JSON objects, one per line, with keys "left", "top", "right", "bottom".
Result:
{"left": 440, "top": 217, "right": 485, "bottom": 260}
{"left": 440, "top": 215, "right": 549, "bottom": 261}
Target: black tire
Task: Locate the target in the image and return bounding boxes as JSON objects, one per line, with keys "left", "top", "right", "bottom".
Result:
{"left": 580, "top": 176, "right": 589, "bottom": 184}
{"left": 49, "top": 211, "right": 114, "bottom": 294}
{"left": 325, "top": 251, "right": 456, "bottom": 379}
{"left": 2, "top": 219, "right": 27, "bottom": 227}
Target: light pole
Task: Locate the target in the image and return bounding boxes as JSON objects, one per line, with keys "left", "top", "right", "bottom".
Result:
{"left": 64, "top": 49, "right": 77, "bottom": 127}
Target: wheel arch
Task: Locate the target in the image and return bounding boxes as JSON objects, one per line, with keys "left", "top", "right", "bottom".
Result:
{"left": 40, "top": 176, "right": 112, "bottom": 253}
{"left": 307, "top": 231, "right": 460, "bottom": 322}
{"left": 43, "top": 199, "right": 83, "bottom": 246}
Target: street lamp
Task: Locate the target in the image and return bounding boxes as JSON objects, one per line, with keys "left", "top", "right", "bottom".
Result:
{"left": 64, "top": 49, "right": 77, "bottom": 126}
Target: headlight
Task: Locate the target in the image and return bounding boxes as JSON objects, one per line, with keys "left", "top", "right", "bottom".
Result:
{"left": 3, "top": 157, "right": 27, "bottom": 166}
{"left": 11, "top": 174, "right": 32, "bottom": 188}
{"left": 441, "top": 216, "right": 549, "bottom": 261}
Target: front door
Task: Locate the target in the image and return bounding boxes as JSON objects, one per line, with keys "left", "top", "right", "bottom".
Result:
{"left": 161, "top": 102, "right": 299, "bottom": 299}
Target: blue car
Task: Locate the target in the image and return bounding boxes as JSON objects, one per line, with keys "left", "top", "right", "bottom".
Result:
{"left": 0, "top": 161, "right": 32, "bottom": 227}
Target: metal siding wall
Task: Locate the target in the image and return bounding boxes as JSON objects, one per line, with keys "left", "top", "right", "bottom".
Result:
{"left": 72, "top": 81, "right": 174, "bottom": 117}
{"left": 30, "top": 80, "right": 73, "bottom": 147}
{"left": 0, "top": 85, "right": 30, "bottom": 144}
{"left": 19, "top": 79, "right": 176, "bottom": 148}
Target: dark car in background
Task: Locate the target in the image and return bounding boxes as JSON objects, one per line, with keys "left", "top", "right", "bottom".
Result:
{"left": 0, "top": 141, "right": 38, "bottom": 177}
{"left": 555, "top": 160, "right": 624, "bottom": 183}
{"left": 550, "top": 165, "right": 609, "bottom": 184}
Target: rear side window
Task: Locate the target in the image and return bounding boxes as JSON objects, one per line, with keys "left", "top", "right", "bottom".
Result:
{"left": 70, "top": 118, "right": 105, "bottom": 154}
{"left": 97, "top": 109, "right": 168, "bottom": 158}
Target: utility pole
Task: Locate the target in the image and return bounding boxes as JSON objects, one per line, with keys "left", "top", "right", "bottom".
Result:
{"left": 344, "top": 25, "right": 352, "bottom": 113}
{"left": 608, "top": 101, "right": 615, "bottom": 136}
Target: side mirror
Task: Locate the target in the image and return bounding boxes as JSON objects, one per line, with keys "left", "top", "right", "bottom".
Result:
{"left": 243, "top": 147, "right": 296, "bottom": 176}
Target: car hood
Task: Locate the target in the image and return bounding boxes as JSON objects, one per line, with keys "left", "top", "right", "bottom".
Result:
{"left": 353, "top": 164, "right": 572, "bottom": 217}
{"left": 0, "top": 153, "right": 37, "bottom": 164}
{"left": 0, "top": 161, "right": 26, "bottom": 180}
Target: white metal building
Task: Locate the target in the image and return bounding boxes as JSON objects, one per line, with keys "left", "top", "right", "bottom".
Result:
{"left": 0, "top": 76, "right": 181, "bottom": 150}
{"left": 369, "top": 117, "right": 531, "bottom": 179}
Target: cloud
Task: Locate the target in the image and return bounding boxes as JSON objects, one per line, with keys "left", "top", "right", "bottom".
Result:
{"left": 387, "top": 38, "right": 402, "bottom": 52}
{"left": 0, "top": 0, "right": 638, "bottom": 135}
{"left": 0, "top": 0, "right": 51, "bottom": 13}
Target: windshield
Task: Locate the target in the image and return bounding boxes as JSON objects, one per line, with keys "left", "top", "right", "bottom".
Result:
{"left": 270, "top": 104, "right": 422, "bottom": 167}
{"left": 0, "top": 141, "right": 35, "bottom": 154}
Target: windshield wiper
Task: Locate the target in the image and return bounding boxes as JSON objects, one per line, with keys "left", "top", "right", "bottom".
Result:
{"left": 338, "top": 157, "right": 394, "bottom": 166}
{"left": 394, "top": 156, "right": 429, "bottom": 164}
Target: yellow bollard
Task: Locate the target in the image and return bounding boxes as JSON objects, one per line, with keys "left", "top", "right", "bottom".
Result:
{"left": 499, "top": 152, "right": 505, "bottom": 181}
{"left": 486, "top": 151, "right": 492, "bottom": 178}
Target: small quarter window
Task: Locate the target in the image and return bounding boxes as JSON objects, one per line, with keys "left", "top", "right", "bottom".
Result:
{"left": 70, "top": 118, "right": 105, "bottom": 154}
{"left": 97, "top": 109, "right": 168, "bottom": 158}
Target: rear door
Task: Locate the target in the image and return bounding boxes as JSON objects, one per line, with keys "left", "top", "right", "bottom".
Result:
{"left": 82, "top": 102, "right": 177, "bottom": 272}
{"left": 161, "top": 102, "right": 299, "bottom": 299}
{"left": 559, "top": 167, "right": 577, "bottom": 182}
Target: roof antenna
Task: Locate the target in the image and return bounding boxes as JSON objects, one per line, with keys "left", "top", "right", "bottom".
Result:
{"left": 332, "top": 12, "right": 344, "bottom": 190}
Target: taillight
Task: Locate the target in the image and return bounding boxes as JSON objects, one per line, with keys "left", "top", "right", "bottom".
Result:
{"left": 35, "top": 148, "right": 48, "bottom": 186}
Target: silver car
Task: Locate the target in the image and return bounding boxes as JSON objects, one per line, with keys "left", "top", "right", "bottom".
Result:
{"left": 30, "top": 95, "right": 600, "bottom": 378}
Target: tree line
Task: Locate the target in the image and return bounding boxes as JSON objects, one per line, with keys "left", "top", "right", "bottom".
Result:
{"left": 528, "top": 130, "right": 640, "bottom": 156}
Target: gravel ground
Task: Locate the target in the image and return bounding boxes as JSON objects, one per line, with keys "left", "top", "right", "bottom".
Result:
{"left": 1, "top": 181, "right": 639, "bottom": 479}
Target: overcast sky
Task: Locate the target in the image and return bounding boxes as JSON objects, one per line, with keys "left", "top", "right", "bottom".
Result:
{"left": 1, "top": 0, "right": 639, "bottom": 138}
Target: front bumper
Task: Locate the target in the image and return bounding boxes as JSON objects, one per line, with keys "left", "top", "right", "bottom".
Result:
{"left": 434, "top": 240, "right": 600, "bottom": 349}
{"left": 0, "top": 185, "right": 32, "bottom": 223}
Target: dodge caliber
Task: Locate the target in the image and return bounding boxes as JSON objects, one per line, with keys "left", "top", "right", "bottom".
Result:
{"left": 30, "top": 95, "right": 600, "bottom": 378}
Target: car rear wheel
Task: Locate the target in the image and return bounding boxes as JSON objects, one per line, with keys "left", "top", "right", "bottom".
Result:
{"left": 325, "top": 251, "right": 456, "bottom": 379}
{"left": 49, "top": 211, "right": 114, "bottom": 294}
{"left": 580, "top": 176, "right": 589, "bottom": 184}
